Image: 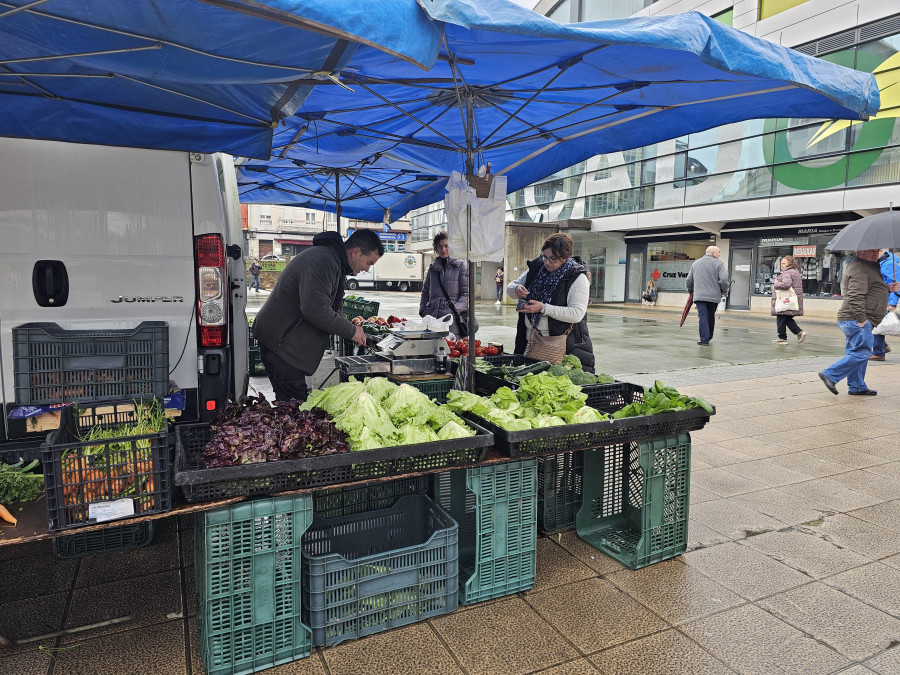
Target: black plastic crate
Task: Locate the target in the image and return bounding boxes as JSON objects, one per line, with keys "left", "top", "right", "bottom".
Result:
{"left": 0, "top": 439, "right": 44, "bottom": 465}
{"left": 248, "top": 348, "right": 266, "bottom": 375}
{"left": 313, "top": 476, "right": 429, "bottom": 519}
{"left": 174, "top": 421, "right": 492, "bottom": 503}
{"left": 53, "top": 521, "right": 155, "bottom": 558}
{"left": 537, "top": 452, "right": 583, "bottom": 533}
{"left": 13, "top": 322, "right": 169, "bottom": 405}
{"left": 42, "top": 401, "right": 171, "bottom": 531}
{"left": 466, "top": 354, "right": 627, "bottom": 409}
{"left": 463, "top": 383, "right": 712, "bottom": 458}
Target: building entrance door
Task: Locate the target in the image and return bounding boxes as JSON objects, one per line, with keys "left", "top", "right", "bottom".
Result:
{"left": 728, "top": 241, "right": 753, "bottom": 310}
{"left": 625, "top": 244, "right": 644, "bottom": 303}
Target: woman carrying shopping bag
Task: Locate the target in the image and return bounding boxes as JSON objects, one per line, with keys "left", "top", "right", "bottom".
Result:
{"left": 771, "top": 255, "right": 807, "bottom": 345}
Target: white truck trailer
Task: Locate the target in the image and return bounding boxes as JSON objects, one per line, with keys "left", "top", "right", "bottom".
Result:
{"left": 346, "top": 251, "right": 423, "bottom": 292}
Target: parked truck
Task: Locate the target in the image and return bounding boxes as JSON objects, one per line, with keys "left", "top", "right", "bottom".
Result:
{"left": 346, "top": 251, "right": 423, "bottom": 292}
{"left": 0, "top": 137, "right": 248, "bottom": 461}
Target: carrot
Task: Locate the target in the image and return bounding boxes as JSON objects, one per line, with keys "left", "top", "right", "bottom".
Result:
{"left": 0, "top": 504, "right": 17, "bottom": 526}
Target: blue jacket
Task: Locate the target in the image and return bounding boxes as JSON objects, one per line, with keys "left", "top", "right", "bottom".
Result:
{"left": 878, "top": 252, "right": 899, "bottom": 306}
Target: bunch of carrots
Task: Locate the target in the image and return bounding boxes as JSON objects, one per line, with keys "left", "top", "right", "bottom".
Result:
{"left": 58, "top": 400, "right": 165, "bottom": 526}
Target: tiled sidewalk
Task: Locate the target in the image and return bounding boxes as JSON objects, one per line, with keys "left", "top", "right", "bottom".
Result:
{"left": 1, "top": 364, "right": 898, "bottom": 674}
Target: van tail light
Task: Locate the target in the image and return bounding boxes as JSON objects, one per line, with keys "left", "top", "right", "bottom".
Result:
{"left": 195, "top": 234, "right": 227, "bottom": 348}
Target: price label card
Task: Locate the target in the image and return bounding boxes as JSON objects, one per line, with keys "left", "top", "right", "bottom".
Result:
{"left": 88, "top": 498, "right": 135, "bottom": 523}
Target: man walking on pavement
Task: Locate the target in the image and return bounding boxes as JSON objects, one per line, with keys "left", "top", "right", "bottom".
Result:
{"left": 870, "top": 248, "right": 899, "bottom": 361}
{"left": 819, "top": 248, "right": 900, "bottom": 396}
{"left": 253, "top": 229, "right": 384, "bottom": 402}
{"left": 248, "top": 259, "right": 261, "bottom": 293}
{"left": 685, "top": 245, "right": 730, "bottom": 346}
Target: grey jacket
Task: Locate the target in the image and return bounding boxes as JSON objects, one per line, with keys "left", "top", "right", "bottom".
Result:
{"left": 252, "top": 232, "right": 356, "bottom": 374}
{"left": 685, "top": 254, "right": 730, "bottom": 303}
{"left": 420, "top": 258, "right": 469, "bottom": 337}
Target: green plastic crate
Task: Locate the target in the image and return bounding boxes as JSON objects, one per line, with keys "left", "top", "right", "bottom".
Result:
{"left": 195, "top": 495, "right": 314, "bottom": 675}
{"left": 387, "top": 376, "right": 454, "bottom": 403}
{"left": 537, "top": 452, "right": 583, "bottom": 533}
{"left": 342, "top": 297, "right": 380, "bottom": 321}
{"left": 248, "top": 348, "right": 265, "bottom": 375}
{"left": 434, "top": 459, "right": 537, "bottom": 605}
{"left": 576, "top": 435, "right": 691, "bottom": 570}
{"left": 301, "top": 494, "right": 458, "bottom": 647}
{"left": 313, "top": 476, "right": 429, "bottom": 519}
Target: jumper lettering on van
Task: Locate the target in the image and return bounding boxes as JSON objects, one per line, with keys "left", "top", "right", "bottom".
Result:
{"left": 110, "top": 296, "right": 184, "bottom": 303}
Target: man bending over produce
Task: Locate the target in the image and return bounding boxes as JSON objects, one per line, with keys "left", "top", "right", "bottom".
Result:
{"left": 253, "top": 230, "right": 384, "bottom": 401}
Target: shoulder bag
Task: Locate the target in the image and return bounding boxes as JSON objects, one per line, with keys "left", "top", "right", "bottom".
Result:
{"left": 523, "top": 324, "right": 573, "bottom": 364}
{"left": 775, "top": 287, "right": 799, "bottom": 313}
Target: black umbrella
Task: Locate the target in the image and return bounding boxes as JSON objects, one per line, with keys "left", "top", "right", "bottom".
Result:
{"left": 827, "top": 209, "right": 900, "bottom": 252}
{"left": 828, "top": 208, "right": 900, "bottom": 284}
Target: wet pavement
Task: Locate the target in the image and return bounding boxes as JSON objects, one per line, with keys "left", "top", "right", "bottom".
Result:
{"left": 2, "top": 296, "right": 899, "bottom": 674}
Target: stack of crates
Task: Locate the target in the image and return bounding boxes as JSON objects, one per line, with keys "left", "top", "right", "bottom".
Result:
{"left": 195, "top": 495, "right": 314, "bottom": 675}
{"left": 576, "top": 434, "right": 691, "bottom": 570}
{"left": 387, "top": 376, "right": 455, "bottom": 404}
{"left": 434, "top": 459, "right": 537, "bottom": 605}
{"left": 537, "top": 452, "right": 583, "bottom": 533}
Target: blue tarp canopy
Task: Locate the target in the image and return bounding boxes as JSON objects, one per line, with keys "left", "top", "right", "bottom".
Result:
{"left": 236, "top": 154, "right": 450, "bottom": 217}
{"left": 244, "top": 0, "right": 880, "bottom": 220}
{"left": 0, "top": 0, "right": 442, "bottom": 159}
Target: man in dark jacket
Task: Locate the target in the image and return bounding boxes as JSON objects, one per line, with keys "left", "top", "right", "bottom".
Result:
{"left": 253, "top": 230, "right": 384, "bottom": 401}
{"left": 685, "top": 246, "right": 730, "bottom": 346}
{"left": 819, "top": 249, "right": 900, "bottom": 396}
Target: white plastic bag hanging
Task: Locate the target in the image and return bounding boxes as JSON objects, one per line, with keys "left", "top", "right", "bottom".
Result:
{"left": 873, "top": 311, "right": 900, "bottom": 336}
{"left": 444, "top": 169, "right": 506, "bottom": 263}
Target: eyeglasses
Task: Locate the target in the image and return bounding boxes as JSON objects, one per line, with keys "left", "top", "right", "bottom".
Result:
{"left": 541, "top": 253, "right": 562, "bottom": 264}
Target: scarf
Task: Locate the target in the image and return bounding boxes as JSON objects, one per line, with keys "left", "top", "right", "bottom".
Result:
{"left": 528, "top": 258, "right": 574, "bottom": 326}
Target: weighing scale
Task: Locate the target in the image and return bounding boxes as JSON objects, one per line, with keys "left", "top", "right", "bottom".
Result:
{"left": 335, "top": 328, "right": 449, "bottom": 376}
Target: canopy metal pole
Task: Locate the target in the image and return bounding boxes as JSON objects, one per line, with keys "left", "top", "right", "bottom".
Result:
{"left": 335, "top": 170, "right": 342, "bottom": 237}
{"left": 465, "top": 95, "right": 476, "bottom": 392}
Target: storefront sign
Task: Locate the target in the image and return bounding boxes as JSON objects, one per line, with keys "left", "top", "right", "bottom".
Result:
{"left": 793, "top": 245, "right": 817, "bottom": 257}
{"left": 346, "top": 228, "right": 407, "bottom": 241}
{"left": 760, "top": 236, "right": 809, "bottom": 247}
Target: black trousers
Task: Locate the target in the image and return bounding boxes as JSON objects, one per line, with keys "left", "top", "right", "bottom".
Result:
{"left": 776, "top": 315, "right": 802, "bottom": 340}
{"left": 259, "top": 344, "right": 310, "bottom": 402}
{"left": 695, "top": 301, "right": 718, "bottom": 343}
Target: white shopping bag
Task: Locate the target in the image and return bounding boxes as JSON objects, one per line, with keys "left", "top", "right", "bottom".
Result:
{"left": 444, "top": 170, "right": 507, "bottom": 262}
{"left": 873, "top": 311, "right": 900, "bottom": 336}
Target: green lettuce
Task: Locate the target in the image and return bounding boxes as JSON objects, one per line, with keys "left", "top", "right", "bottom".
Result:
{"left": 365, "top": 376, "right": 398, "bottom": 403}
{"left": 333, "top": 392, "right": 397, "bottom": 446}
{"left": 531, "top": 414, "right": 567, "bottom": 428}
{"left": 436, "top": 420, "right": 475, "bottom": 440}
{"left": 397, "top": 423, "right": 440, "bottom": 445}
{"left": 572, "top": 406, "right": 609, "bottom": 423}
{"left": 382, "top": 383, "right": 437, "bottom": 425}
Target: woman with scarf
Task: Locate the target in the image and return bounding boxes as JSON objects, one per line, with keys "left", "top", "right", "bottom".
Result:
{"left": 508, "top": 233, "right": 595, "bottom": 371}
{"left": 419, "top": 231, "right": 469, "bottom": 338}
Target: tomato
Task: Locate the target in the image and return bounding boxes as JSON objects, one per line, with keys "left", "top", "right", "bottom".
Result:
{"left": 486, "top": 345, "right": 499, "bottom": 356}
{"left": 449, "top": 350, "right": 461, "bottom": 358}
{"left": 474, "top": 340, "right": 481, "bottom": 347}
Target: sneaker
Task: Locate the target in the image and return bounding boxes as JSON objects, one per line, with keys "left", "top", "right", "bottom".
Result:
{"left": 495, "top": 300, "right": 501, "bottom": 305}
{"left": 797, "top": 331, "right": 807, "bottom": 343}
{"left": 772, "top": 339, "right": 788, "bottom": 344}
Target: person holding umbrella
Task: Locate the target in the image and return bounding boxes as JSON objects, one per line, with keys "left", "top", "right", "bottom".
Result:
{"left": 819, "top": 248, "right": 900, "bottom": 396}
{"left": 684, "top": 246, "right": 731, "bottom": 346}
{"left": 870, "top": 248, "right": 899, "bottom": 361}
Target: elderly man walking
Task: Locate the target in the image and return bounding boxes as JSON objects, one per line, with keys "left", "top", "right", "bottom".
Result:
{"left": 685, "top": 246, "right": 731, "bottom": 346}
{"left": 819, "top": 248, "right": 900, "bottom": 396}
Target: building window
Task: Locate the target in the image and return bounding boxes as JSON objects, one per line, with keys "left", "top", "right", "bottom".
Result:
{"left": 645, "top": 240, "right": 709, "bottom": 292}
{"left": 712, "top": 8, "right": 733, "bottom": 26}
{"left": 753, "top": 232, "right": 846, "bottom": 297}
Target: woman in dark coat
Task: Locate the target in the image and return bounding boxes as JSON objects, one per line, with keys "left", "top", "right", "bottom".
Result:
{"left": 419, "top": 231, "right": 469, "bottom": 338}
{"left": 771, "top": 255, "right": 807, "bottom": 344}
{"left": 508, "top": 232, "right": 595, "bottom": 371}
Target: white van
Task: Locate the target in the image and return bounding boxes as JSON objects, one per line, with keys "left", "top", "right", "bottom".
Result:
{"left": 0, "top": 138, "right": 248, "bottom": 457}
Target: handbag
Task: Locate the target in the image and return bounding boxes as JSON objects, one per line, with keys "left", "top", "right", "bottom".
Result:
{"left": 775, "top": 287, "right": 799, "bottom": 313}
{"left": 435, "top": 272, "right": 477, "bottom": 338}
{"left": 523, "top": 325, "right": 573, "bottom": 364}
